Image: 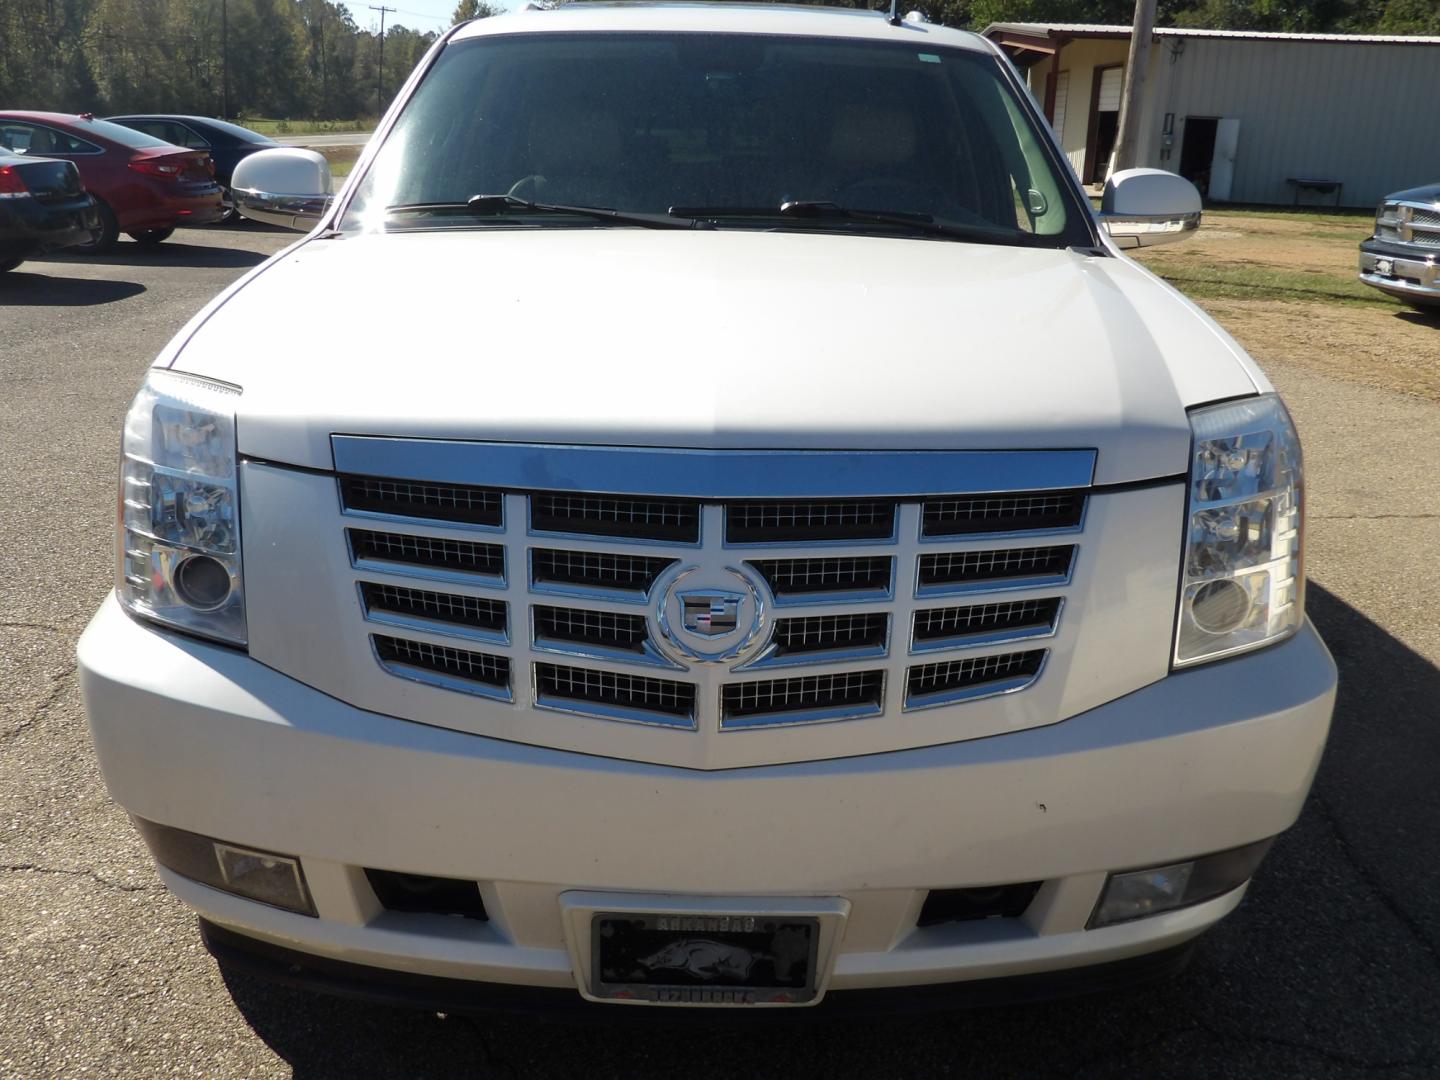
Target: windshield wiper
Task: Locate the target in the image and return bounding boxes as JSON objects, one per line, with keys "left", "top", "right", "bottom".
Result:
{"left": 386, "top": 194, "right": 704, "bottom": 230}
{"left": 669, "top": 201, "right": 1034, "bottom": 246}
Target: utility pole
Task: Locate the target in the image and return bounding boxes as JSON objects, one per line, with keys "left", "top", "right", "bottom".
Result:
{"left": 220, "top": 0, "right": 229, "bottom": 119}
{"left": 1110, "top": 0, "right": 1157, "bottom": 177}
{"left": 369, "top": 5, "right": 395, "bottom": 116}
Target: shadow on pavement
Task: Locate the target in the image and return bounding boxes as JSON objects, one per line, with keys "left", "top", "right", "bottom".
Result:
{"left": 0, "top": 270, "right": 144, "bottom": 306}
{"left": 215, "top": 582, "right": 1440, "bottom": 1080}
{"left": 205, "top": 218, "right": 295, "bottom": 235}
{"left": 1395, "top": 309, "right": 1440, "bottom": 328}
{"left": 46, "top": 241, "right": 269, "bottom": 270}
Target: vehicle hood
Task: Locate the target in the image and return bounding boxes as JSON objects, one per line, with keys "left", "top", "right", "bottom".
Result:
{"left": 1384, "top": 182, "right": 1440, "bottom": 204}
{"left": 169, "top": 229, "right": 1260, "bottom": 486}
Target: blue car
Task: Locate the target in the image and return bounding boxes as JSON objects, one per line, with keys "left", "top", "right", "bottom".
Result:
{"left": 0, "top": 147, "right": 100, "bottom": 273}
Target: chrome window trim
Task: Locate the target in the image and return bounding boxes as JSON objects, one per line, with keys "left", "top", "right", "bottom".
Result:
{"left": 331, "top": 437, "right": 1098, "bottom": 498}
{"left": 909, "top": 598, "right": 1064, "bottom": 655}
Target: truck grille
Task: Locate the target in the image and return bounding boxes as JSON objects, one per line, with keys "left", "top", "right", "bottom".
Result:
{"left": 337, "top": 463, "right": 1085, "bottom": 733}
{"left": 1376, "top": 202, "right": 1440, "bottom": 248}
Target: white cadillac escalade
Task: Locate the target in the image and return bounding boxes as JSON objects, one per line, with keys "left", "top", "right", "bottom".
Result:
{"left": 79, "top": 3, "right": 1336, "bottom": 1012}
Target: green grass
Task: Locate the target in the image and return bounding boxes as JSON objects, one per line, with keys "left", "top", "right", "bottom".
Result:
{"left": 240, "top": 117, "right": 376, "bottom": 136}
{"left": 319, "top": 146, "right": 362, "bottom": 179}
{"left": 1139, "top": 257, "right": 1398, "bottom": 308}
{"left": 1202, "top": 205, "right": 1374, "bottom": 228}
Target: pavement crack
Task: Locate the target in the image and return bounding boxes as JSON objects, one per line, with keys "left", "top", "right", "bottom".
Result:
{"left": 0, "top": 620, "right": 69, "bottom": 634}
{"left": 0, "top": 862, "right": 155, "bottom": 893}
{"left": 1313, "top": 794, "right": 1440, "bottom": 975}
{"left": 0, "top": 662, "right": 76, "bottom": 743}
{"left": 1311, "top": 512, "right": 1440, "bottom": 520}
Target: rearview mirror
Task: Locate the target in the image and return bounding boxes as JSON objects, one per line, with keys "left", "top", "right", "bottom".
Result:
{"left": 231, "top": 148, "right": 335, "bottom": 231}
{"left": 1100, "top": 168, "right": 1202, "bottom": 249}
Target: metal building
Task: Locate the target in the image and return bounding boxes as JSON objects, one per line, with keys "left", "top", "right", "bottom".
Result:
{"left": 983, "top": 23, "right": 1440, "bottom": 208}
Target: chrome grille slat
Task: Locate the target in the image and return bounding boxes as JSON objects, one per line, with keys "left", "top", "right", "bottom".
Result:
{"left": 726, "top": 500, "right": 895, "bottom": 543}
{"left": 341, "top": 475, "right": 502, "bottom": 526}
{"left": 721, "top": 671, "right": 885, "bottom": 729}
{"left": 534, "top": 605, "right": 648, "bottom": 652}
{"left": 531, "top": 493, "right": 700, "bottom": 542}
{"left": 531, "top": 548, "right": 675, "bottom": 594}
{"left": 350, "top": 528, "right": 504, "bottom": 578}
{"left": 918, "top": 546, "right": 1074, "bottom": 592}
{"left": 361, "top": 582, "right": 506, "bottom": 631}
{"left": 913, "top": 598, "right": 1061, "bottom": 651}
{"left": 906, "top": 651, "right": 1045, "bottom": 710}
{"left": 750, "top": 556, "right": 893, "bottom": 597}
{"left": 773, "top": 613, "right": 888, "bottom": 655}
{"left": 922, "top": 492, "right": 1083, "bottom": 537}
{"left": 372, "top": 634, "right": 511, "bottom": 700}
{"left": 535, "top": 662, "right": 696, "bottom": 726}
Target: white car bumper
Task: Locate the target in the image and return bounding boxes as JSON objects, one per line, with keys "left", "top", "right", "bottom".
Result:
{"left": 79, "top": 595, "right": 1335, "bottom": 1005}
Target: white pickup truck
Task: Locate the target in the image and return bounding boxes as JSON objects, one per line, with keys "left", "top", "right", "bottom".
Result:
{"left": 79, "top": 2, "right": 1335, "bottom": 1012}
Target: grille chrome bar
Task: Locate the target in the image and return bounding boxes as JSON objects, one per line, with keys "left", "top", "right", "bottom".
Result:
{"left": 912, "top": 598, "right": 1062, "bottom": 653}
{"left": 340, "top": 475, "right": 503, "bottom": 528}
{"left": 725, "top": 500, "right": 896, "bottom": 544}
{"left": 922, "top": 492, "right": 1084, "bottom": 538}
{"left": 372, "top": 634, "right": 511, "bottom": 700}
{"left": 905, "top": 651, "right": 1046, "bottom": 710}
{"left": 530, "top": 548, "right": 675, "bottom": 599}
{"left": 534, "top": 662, "right": 697, "bottom": 728}
{"left": 531, "top": 493, "right": 700, "bottom": 544}
{"left": 360, "top": 582, "right": 508, "bottom": 644}
{"left": 349, "top": 528, "right": 505, "bottom": 583}
{"left": 749, "top": 556, "right": 894, "bottom": 602}
{"left": 917, "top": 546, "right": 1074, "bottom": 596}
{"left": 720, "top": 671, "right": 885, "bottom": 729}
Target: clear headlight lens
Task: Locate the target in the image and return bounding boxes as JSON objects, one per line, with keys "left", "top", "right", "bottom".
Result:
{"left": 118, "top": 370, "right": 246, "bottom": 645}
{"left": 1174, "top": 394, "right": 1302, "bottom": 667}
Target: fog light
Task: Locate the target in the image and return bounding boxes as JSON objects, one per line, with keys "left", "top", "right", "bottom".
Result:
{"left": 1089, "top": 838, "right": 1274, "bottom": 929}
{"left": 173, "top": 554, "right": 232, "bottom": 610}
{"left": 133, "top": 817, "right": 315, "bottom": 916}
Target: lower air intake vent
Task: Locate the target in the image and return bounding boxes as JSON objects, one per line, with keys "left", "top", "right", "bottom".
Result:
{"left": 535, "top": 662, "right": 695, "bottom": 725}
{"left": 373, "top": 635, "right": 510, "bottom": 696}
{"left": 922, "top": 493, "right": 1083, "bottom": 536}
{"left": 906, "top": 651, "right": 1044, "bottom": 709}
{"left": 721, "top": 671, "right": 884, "bottom": 729}
{"left": 365, "top": 869, "right": 489, "bottom": 921}
{"left": 917, "top": 883, "right": 1042, "bottom": 927}
{"left": 350, "top": 529, "right": 504, "bottom": 579}
{"left": 340, "top": 475, "right": 502, "bottom": 526}
{"left": 530, "top": 493, "right": 699, "bottom": 543}
{"left": 533, "top": 605, "right": 648, "bottom": 653}
{"left": 726, "top": 500, "right": 895, "bottom": 543}
{"left": 918, "top": 546, "right": 1073, "bottom": 591}
{"left": 750, "top": 556, "right": 892, "bottom": 597}
{"left": 361, "top": 582, "right": 506, "bottom": 633}
{"left": 532, "top": 549, "right": 675, "bottom": 594}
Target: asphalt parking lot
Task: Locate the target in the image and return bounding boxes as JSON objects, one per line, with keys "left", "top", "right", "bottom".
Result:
{"left": 2, "top": 224, "right": 1438, "bottom": 1079}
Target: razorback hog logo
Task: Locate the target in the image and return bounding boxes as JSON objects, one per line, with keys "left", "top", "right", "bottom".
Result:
{"left": 639, "top": 939, "right": 761, "bottom": 981}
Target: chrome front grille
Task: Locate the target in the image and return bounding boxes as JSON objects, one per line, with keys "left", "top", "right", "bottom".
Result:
{"left": 334, "top": 455, "right": 1089, "bottom": 735}
{"left": 1376, "top": 202, "right": 1440, "bottom": 247}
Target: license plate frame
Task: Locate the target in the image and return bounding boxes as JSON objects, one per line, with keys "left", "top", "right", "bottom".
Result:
{"left": 590, "top": 911, "right": 823, "bottom": 1006}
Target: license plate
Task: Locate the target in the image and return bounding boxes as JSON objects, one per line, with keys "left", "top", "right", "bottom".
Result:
{"left": 591, "top": 912, "right": 821, "bottom": 1005}
{"left": 1375, "top": 258, "right": 1394, "bottom": 275}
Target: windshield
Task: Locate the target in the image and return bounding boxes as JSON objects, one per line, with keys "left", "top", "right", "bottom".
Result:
{"left": 343, "top": 32, "right": 1090, "bottom": 247}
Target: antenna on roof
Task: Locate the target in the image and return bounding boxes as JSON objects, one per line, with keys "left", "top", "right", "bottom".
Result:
{"left": 888, "top": 0, "right": 902, "bottom": 26}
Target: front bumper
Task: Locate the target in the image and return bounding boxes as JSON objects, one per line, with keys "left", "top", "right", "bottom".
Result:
{"left": 79, "top": 595, "right": 1335, "bottom": 1002}
{"left": 1359, "top": 240, "right": 1440, "bottom": 304}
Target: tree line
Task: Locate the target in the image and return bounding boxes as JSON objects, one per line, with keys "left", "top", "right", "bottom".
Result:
{"left": 1, "top": 0, "right": 1434, "bottom": 123}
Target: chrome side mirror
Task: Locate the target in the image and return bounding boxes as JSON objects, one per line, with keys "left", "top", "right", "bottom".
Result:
{"left": 231, "top": 148, "right": 335, "bottom": 231}
{"left": 1100, "top": 168, "right": 1202, "bottom": 249}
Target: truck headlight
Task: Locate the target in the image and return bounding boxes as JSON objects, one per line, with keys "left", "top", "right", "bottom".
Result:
{"left": 118, "top": 369, "right": 246, "bottom": 646}
{"left": 1174, "top": 394, "right": 1302, "bottom": 667}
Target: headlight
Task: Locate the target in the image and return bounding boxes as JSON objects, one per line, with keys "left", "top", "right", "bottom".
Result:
{"left": 118, "top": 369, "right": 246, "bottom": 645}
{"left": 1174, "top": 394, "right": 1302, "bottom": 667}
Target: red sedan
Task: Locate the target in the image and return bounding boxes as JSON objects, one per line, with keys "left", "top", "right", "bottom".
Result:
{"left": 0, "top": 112, "right": 224, "bottom": 251}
